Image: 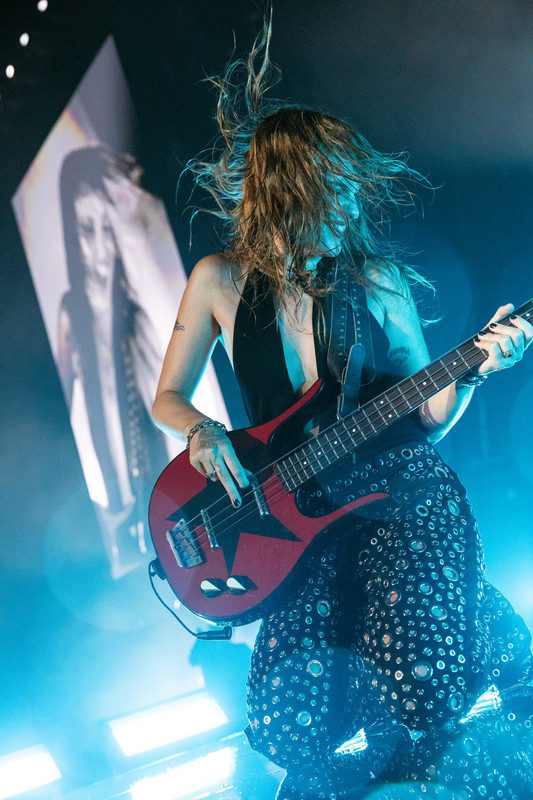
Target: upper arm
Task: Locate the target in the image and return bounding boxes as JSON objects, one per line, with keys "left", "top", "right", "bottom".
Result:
{"left": 154, "top": 255, "right": 223, "bottom": 402}
{"left": 371, "top": 265, "right": 430, "bottom": 376}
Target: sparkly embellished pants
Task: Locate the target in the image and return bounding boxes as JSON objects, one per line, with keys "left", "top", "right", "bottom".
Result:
{"left": 245, "top": 443, "right": 533, "bottom": 799}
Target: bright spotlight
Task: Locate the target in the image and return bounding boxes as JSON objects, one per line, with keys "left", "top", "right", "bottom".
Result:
{"left": 109, "top": 692, "right": 229, "bottom": 757}
{"left": 37, "top": 0, "right": 48, "bottom": 11}
{"left": 0, "top": 745, "right": 61, "bottom": 800}
{"left": 461, "top": 684, "right": 501, "bottom": 723}
{"left": 130, "top": 747, "right": 235, "bottom": 800}
{"left": 19, "top": 34, "right": 30, "bottom": 47}
{"left": 5, "top": 66, "right": 15, "bottom": 79}
{"left": 334, "top": 728, "right": 367, "bottom": 755}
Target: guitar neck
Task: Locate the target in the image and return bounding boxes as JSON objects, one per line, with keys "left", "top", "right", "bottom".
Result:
{"left": 277, "top": 298, "right": 533, "bottom": 491}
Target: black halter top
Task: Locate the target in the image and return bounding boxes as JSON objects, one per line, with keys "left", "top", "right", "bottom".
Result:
{"left": 233, "top": 273, "right": 427, "bottom": 452}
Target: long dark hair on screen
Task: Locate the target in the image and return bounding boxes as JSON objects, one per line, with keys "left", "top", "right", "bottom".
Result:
{"left": 59, "top": 146, "right": 141, "bottom": 509}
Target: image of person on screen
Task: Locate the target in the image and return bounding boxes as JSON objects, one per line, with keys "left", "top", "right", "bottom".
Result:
{"left": 58, "top": 145, "right": 168, "bottom": 578}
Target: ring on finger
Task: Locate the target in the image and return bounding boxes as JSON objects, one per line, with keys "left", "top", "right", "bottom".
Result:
{"left": 502, "top": 348, "right": 514, "bottom": 359}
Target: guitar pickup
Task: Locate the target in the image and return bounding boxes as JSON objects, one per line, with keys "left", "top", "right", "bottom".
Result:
{"left": 250, "top": 476, "right": 270, "bottom": 517}
{"left": 201, "top": 508, "right": 220, "bottom": 549}
{"left": 166, "top": 517, "right": 205, "bottom": 569}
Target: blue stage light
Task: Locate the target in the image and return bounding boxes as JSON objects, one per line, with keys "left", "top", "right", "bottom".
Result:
{"left": 109, "top": 692, "right": 229, "bottom": 757}
{"left": 0, "top": 745, "right": 61, "bottom": 800}
{"left": 129, "top": 746, "right": 235, "bottom": 800}
{"left": 334, "top": 728, "right": 367, "bottom": 755}
{"left": 460, "top": 684, "right": 501, "bottom": 723}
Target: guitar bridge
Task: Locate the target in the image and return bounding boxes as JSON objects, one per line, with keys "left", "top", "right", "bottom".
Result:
{"left": 166, "top": 517, "right": 205, "bottom": 569}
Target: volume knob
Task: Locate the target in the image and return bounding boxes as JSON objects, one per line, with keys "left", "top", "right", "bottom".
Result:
{"left": 200, "top": 578, "right": 226, "bottom": 597}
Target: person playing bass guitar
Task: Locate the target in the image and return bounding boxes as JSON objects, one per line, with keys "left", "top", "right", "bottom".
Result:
{"left": 152, "top": 23, "right": 533, "bottom": 800}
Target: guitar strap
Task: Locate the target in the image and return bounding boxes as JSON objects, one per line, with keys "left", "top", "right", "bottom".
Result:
{"left": 325, "top": 257, "right": 375, "bottom": 419}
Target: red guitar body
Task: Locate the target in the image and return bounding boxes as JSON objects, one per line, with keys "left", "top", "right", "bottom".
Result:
{"left": 149, "top": 296, "right": 533, "bottom": 625}
{"left": 148, "top": 381, "right": 388, "bottom": 625}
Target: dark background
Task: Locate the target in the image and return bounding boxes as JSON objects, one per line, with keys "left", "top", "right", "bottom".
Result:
{"left": 1, "top": 0, "right": 532, "bottom": 793}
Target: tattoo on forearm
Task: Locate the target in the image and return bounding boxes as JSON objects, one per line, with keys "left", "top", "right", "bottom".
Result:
{"left": 389, "top": 346, "right": 410, "bottom": 368}
{"left": 173, "top": 317, "right": 185, "bottom": 332}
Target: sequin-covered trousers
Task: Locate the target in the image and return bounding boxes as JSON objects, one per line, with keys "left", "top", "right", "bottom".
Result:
{"left": 245, "top": 442, "right": 533, "bottom": 799}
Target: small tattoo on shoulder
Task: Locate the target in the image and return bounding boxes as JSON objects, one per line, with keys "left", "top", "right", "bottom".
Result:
{"left": 389, "top": 346, "right": 410, "bottom": 367}
{"left": 173, "top": 318, "right": 185, "bottom": 332}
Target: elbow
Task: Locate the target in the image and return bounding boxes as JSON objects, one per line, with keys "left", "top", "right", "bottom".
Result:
{"left": 151, "top": 393, "right": 166, "bottom": 431}
{"left": 425, "top": 427, "right": 446, "bottom": 444}
{"left": 151, "top": 388, "right": 191, "bottom": 442}
{"left": 417, "top": 405, "right": 448, "bottom": 443}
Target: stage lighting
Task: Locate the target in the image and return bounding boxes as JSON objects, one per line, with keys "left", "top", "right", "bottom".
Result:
{"left": 109, "top": 692, "right": 229, "bottom": 757}
{"left": 37, "top": 0, "right": 48, "bottom": 11}
{"left": 5, "top": 66, "right": 15, "bottom": 79}
{"left": 130, "top": 747, "right": 235, "bottom": 800}
{"left": 334, "top": 728, "right": 367, "bottom": 755}
{"left": 0, "top": 745, "right": 61, "bottom": 800}
{"left": 461, "top": 684, "right": 501, "bottom": 723}
{"left": 19, "top": 34, "right": 30, "bottom": 47}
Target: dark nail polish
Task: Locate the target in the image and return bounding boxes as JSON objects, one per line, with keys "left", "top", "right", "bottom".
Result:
{"left": 233, "top": 498, "right": 242, "bottom": 508}
{"left": 490, "top": 323, "right": 497, "bottom": 328}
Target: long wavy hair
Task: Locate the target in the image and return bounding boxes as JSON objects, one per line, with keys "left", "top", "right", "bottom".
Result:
{"left": 186, "top": 15, "right": 433, "bottom": 309}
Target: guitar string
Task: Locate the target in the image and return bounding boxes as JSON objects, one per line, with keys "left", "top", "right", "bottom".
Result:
{"left": 166, "top": 339, "right": 485, "bottom": 555}
{"left": 170, "top": 313, "right": 527, "bottom": 561}
{"left": 210, "top": 308, "right": 532, "bottom": 541}
{"left": 202, "top": 339, "right": 482, "bottom": 543}
{"left": 163, "top": 306, "right": 532, "bottom": 557}
{"left": 179, "top": 342, "right": 484, "bottom": 554}
{"left": 174, "top": 339, "right": 485, "bottom": 552}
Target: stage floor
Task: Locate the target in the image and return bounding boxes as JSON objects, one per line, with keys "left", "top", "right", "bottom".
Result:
{"left": 52, "top": 732, "right": 284, "bottom": 800}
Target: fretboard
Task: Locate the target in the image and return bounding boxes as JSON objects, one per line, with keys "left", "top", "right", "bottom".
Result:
{"left": 277, "top": 298, "right": 533, "bottom": 492}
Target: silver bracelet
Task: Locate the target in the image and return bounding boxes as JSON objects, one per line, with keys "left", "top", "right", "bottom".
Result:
{"left": 186, "top": 419, "right": 227, "bottom": 450}
{"left": 456, "top": 371, "right": 488, "bottom": 389}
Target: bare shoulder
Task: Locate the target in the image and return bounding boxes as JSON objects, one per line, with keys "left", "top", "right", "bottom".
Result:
{"left": 180, "top": 253, "right": 237, "bottom": 314}
{"left": 366, "top": 259, "right": 410, "bottom": 307}
{"left": 182, "top": 252, "right": 245, "bottom": 337}
{"left": 363, "top": 259, "right": 411, "bottom": 330}
{"left": 189, "top": 252, "right": 245, "bottom": 292}
{"left": 187, "top": 253, "right": 228, "bottom": 290}
{"left": 365, "top": 258, "right": 430, "bottom": 373}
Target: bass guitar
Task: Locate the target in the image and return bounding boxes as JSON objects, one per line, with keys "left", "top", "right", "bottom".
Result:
{"left": 148, "top": 300, "right": 532, "bottom": 625}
